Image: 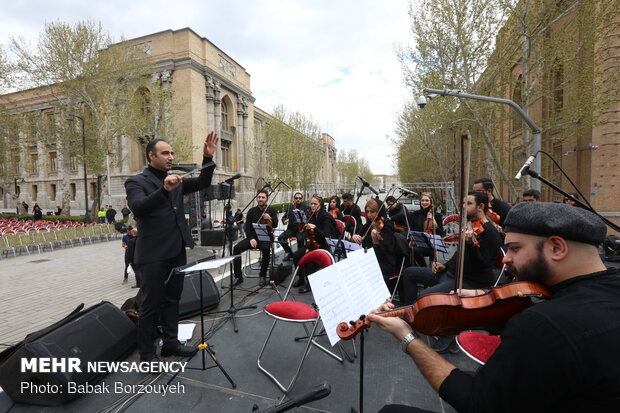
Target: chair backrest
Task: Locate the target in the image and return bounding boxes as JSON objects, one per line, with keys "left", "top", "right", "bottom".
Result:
{"left": 283, "top": 249, "right": 335, "bottom": 300}
{"left": 334, "top": 220, "right": 345, "bottom": 235}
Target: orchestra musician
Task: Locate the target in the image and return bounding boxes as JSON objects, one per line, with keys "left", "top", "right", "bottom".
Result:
{"left": 341, "top": 192, "right": 363, "bottom": 235}
{"left": 385, "top": 195, "right": 408, "bottom": 230}
{"left": 369, "top": 202, "right": 620, "bottom": 413}
{"left": 522, "top": 188, "right": 541, "bottom": 202}
{"left": 291, "top": 195, "right": 339, "bottom": 294}
{"left": 278, "top": 192, "right": 307, "bottom": 261}
{"left": 351, "top": 199, "right": 399, "bottom": 286}
{"left": 328, "top": 195, "right": 344, "bottom": 221}
{"left": 408, "top": 192, "right": 445, "bottom": 267}
{"left": 400, "top": 191, "right": 502, "bottom": 352}
{"left": 472, "top": 177, "right": 511, "bottom": 226}
{"left": 232, "top": 189, "right": 279, "bottom": 287}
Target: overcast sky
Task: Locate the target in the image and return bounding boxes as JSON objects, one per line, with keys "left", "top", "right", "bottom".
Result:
{"left": 1, "top": 0, "right": 413, "bottom": 176}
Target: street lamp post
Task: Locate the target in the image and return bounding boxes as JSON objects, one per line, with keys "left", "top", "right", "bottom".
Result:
{"left": 66, "top": 114, "right": 90, "bottom": 223}
{"left": 420, "top": 88, "right": 542, "bottom": 191}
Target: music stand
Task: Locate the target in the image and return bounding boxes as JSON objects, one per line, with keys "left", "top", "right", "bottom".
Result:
{"left": 174, "top": 257, "right": 237, "bottom": 388}
{"left": 409, "top": 231, "right": 449, "bottom": 254}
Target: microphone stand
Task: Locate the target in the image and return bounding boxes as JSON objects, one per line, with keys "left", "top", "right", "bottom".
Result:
{"left": 210, "top": 178, "right": 266, "bottom": 333}
{"left": 523, "top": 168, "right": 620, "bottom": 232}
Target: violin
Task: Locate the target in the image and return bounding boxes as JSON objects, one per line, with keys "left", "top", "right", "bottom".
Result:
{"left": 443, "top": 217, "right": 486, "bottom": 247}
{"left": 258, "top": 210, "right": 274, "bottom": 242}
{"left": 372, "top": 216, "right": 385, "bottom": 232}
{"left": 305, "top": 209, "right": 321, "bottom": 250}
{"left": 330, "top": 207, "right": 339, "bottom": 220}
{"left": 487, "top": 205, "right": 501, "bottom": 225}
{"left": 337, "top": 281, "right": 551, "bottom": 340}
{"left": 423, "top": 210, "right": 435, "bottom": 235}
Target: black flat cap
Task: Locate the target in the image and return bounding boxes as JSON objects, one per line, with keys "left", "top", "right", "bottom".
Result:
{"left": 504, "top": 202, "right": 606, "bottom": 246}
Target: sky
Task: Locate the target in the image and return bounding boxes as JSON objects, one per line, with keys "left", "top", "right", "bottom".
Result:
{"left": 0, "top": 0, "right": 413, "bottom": 175}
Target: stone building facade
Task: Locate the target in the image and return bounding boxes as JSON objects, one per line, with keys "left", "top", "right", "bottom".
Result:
{"left": 0, "top": 28, "right": 338, "bottom": 216}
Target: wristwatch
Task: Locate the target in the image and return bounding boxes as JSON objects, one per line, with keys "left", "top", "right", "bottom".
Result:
{"left": 401, "top": 332, "right": 417, "bottom": 353}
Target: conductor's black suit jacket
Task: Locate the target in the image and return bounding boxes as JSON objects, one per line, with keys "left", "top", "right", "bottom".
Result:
{"left": 125, "top": 158, "right": 215, "bottom": 265}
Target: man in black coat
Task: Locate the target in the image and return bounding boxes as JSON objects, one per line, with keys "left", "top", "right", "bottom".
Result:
{"left": 125, "top": 132, "right": 218, "bottom": 362}
{"left": 341, "top": 192, "right": 362, "bottom": 235}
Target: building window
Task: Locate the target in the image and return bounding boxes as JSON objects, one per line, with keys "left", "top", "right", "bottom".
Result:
{"left": 90, "top": 182, "right": 97, "bottom": 200}
{"left": 511, "top": 75, "right": 523, "bottom": 132}
{"left": 221, "top": 101, "right": 229, "bottom": 131}
{"left": 31, "top": 184, "right": 38, "bottom": 201}
{"left": 221, "top": 140, "right": 231, "bottom": 170}
{"left": 31, "top": 153, "right": 39, "bottom": 175}
{"left": 49, "top": 152, "right": 58, "bottom": 173}
{"left": 50, "top": 184, "right": 56, "bottom": 201}
{"left": 70, "top": 183, "right": 76, "bottom": 200}
{"left": 45, "top": 112, "right": 56, "bottom": 136}
{"left": 553, "top": 61, "right": 564, "bottom": 113}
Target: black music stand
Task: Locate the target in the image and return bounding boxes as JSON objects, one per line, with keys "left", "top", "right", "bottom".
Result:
{"left": 210, "top": 181, "right": 257, "bottom": 333}
{"left": 172, "top": 260, "right": 236, "bottom": 388}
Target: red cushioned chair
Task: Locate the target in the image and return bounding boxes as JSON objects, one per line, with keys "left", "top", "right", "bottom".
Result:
{"left": 456, "top": 332, "right": 501, "bottom": 365}
{"left": 257, "top": 249, "right": 343, "bottom": 393}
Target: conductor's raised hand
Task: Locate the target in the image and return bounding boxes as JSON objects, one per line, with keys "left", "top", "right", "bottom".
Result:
{"left": 203, "top": 131, "right": 219, "bottom": 158}
{"left": 164, "top": 174, "right": 183, "bottom": 192}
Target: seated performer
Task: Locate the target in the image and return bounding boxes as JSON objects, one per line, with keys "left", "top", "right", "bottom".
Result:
{"left": 328, "top": 195, "right": 344, "bottom": 221}
{"left": 292, "top": 195, "right": 338, "bottom": 293}
{"left": 401, "top": 191, "right": 502, "bottom": 352}
{"left": 341, "top": 192, "right": 362, "bottom": 234}
{"left": 385, "top": 195, "right": 408, "bottom": 230}
{"left": 352, "top": 199, "right": 399, "bottom": 286}
{"left": 408, "top": 192, "right": 445, "bottom": 266}
{"left": 278, "top": 192, "right": 307, "bottom": 261}
{"left": 232, "top": 190, "right": 278, "bottom": 287}
{"left": 369, "top": 201, "right": 620, "bottom": 413}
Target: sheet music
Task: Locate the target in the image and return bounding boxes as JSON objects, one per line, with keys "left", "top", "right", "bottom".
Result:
{"left": 308, "top": 248, "right": 390, "bottom": 346}
{"left": 180, "top": 256, "right": 238, "bottom": 272}
{"left": 326, "top": 238, "right": 361, "bottom": 253}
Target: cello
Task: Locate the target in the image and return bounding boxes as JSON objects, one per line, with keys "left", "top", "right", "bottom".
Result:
{"left": 337, "top": 133, "right": 549, "bottom": 340}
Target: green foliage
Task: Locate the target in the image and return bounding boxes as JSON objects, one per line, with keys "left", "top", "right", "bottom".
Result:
{"left": 0, "top": 213, "right": 86, "bottom": 223}
{"left": 336, "top": 149, "right": 374, "bottom": 185}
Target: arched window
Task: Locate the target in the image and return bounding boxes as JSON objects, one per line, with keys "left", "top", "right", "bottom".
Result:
{"left": 221, "top": 100, "right": 229, "bottom": 131}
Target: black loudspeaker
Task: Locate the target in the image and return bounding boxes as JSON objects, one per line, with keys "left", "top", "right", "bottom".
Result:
{"left": 178, "top": 270, "right": 221, "bottom": 317}
{"left": 0, "top": 302, "right": 136, "bottom": 406}
{"left": 201, "top": 229, "right": 226, "bottom": 246}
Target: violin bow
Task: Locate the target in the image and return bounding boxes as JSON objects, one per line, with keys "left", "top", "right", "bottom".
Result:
{"left": 454, "top": 132, "right": 472, "bottom": 294}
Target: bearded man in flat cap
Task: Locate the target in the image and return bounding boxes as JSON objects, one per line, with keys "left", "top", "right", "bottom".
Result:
{"left": 369, "top": 202, "right": 620, "bottom": 413}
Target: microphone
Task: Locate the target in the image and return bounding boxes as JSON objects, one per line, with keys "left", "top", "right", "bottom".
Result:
{"left": 357, "top": 176, "right": 379, "bottom": 196}
{"left": 515, "top": 154, "right": 536, "bottom": 180}
{"left": 258, "top": 382, "right": 331, "bottom": 413}
{"left": 224, "top": 173, "right": 241, "bottom": 184}
{"left": 398, "top": 187, "right": 418, "bottom": 197}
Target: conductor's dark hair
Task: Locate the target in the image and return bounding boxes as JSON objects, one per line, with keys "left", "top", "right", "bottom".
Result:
{"left": 145, "top": 139, "right": 167, "bottom": 163}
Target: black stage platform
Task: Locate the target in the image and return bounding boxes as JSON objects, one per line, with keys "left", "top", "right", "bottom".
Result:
{"left": 0, "top": 248, "right": 480, "bottom": 413}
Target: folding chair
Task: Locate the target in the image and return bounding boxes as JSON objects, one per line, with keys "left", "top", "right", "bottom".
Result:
{"left": 257, "top": 249, "right": 343, "bottom": 393}
{"left": 456, "top": 332, "right": 501, "bottom": 365}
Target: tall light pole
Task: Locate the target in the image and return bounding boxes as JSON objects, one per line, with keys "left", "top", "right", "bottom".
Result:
{"left": 419, "top": 88, "right": 542, "bottom": 191}
{"left": 66, "top": 114, "right": 90, "bottom": 223}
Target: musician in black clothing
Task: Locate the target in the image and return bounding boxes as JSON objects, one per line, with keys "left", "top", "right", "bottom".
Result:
{"left": 341, "top": 192, "right": 362, "bottom": 235}
{"left": 278, "top": 192, "right": 307, "bottom": 260}
{"left": 352, "top": 199, "right": 399, "bottom": 285}
{"left": 401, "top": 191, "right": 502, "bottom": 352}
{"left": 292, "top": 195, "right": 338, "bottom": 294}
{"left": 472, "top": 177, "right": 511, "bottom": 226}
{"left": 408, "top": 192, "right": 445, "bottom": 266}
{"left": 232, "top": 190, "right": 279, "bottom": 287}
{"left": 386, "top": 195, "right": 408, "bottom": 230}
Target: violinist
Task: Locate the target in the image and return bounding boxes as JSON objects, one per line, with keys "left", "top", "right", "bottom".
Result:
{"left": 278, "top": 192, "right": 307, "bottom": 261}
{"left": 369, "top": 202, "right": 620, "bottom": 413}
{"left": 408, "top": 192, "right": 445, "bottom": 266}
{"left": 328, "top": 195, "right": 344, "bottom": 221}
{"left": 385, "top": 195, "right": 408, "bottom": 230}
{"left": 472, "top": 177, "right": 511, "bottom": 226}
{"left": 232, "top": 189, "right": 278, "bottom": 287}
{"left": 400, "top": 191, "right": 502, "bottom": 352}
{"left": 341, "top": 192, "right": 362, "bottom": 234}
{"left": 351, "top": 199, "right": 399, "bottom": 284}
{"left": 291, "top": 195, "right": 338, "bottom": 293}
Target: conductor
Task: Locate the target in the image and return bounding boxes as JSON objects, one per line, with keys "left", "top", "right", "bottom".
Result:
{"left": 125, "top": 132, "right": 218, "bottom": 362}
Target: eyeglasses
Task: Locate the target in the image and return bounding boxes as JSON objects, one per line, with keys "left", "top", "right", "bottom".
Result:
{"left": 294, "top": 197, "right": 302, "bottom": 200}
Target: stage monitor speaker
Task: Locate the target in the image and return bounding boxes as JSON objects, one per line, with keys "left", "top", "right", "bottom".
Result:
{"left": 0, "top": 301, "right": 136, "bottom": 406}
{"left": 178, "top": 270, "right": 220, "bottom": 317}
{"left": 201, "top": 229, "right": 226, "bottom": 246}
